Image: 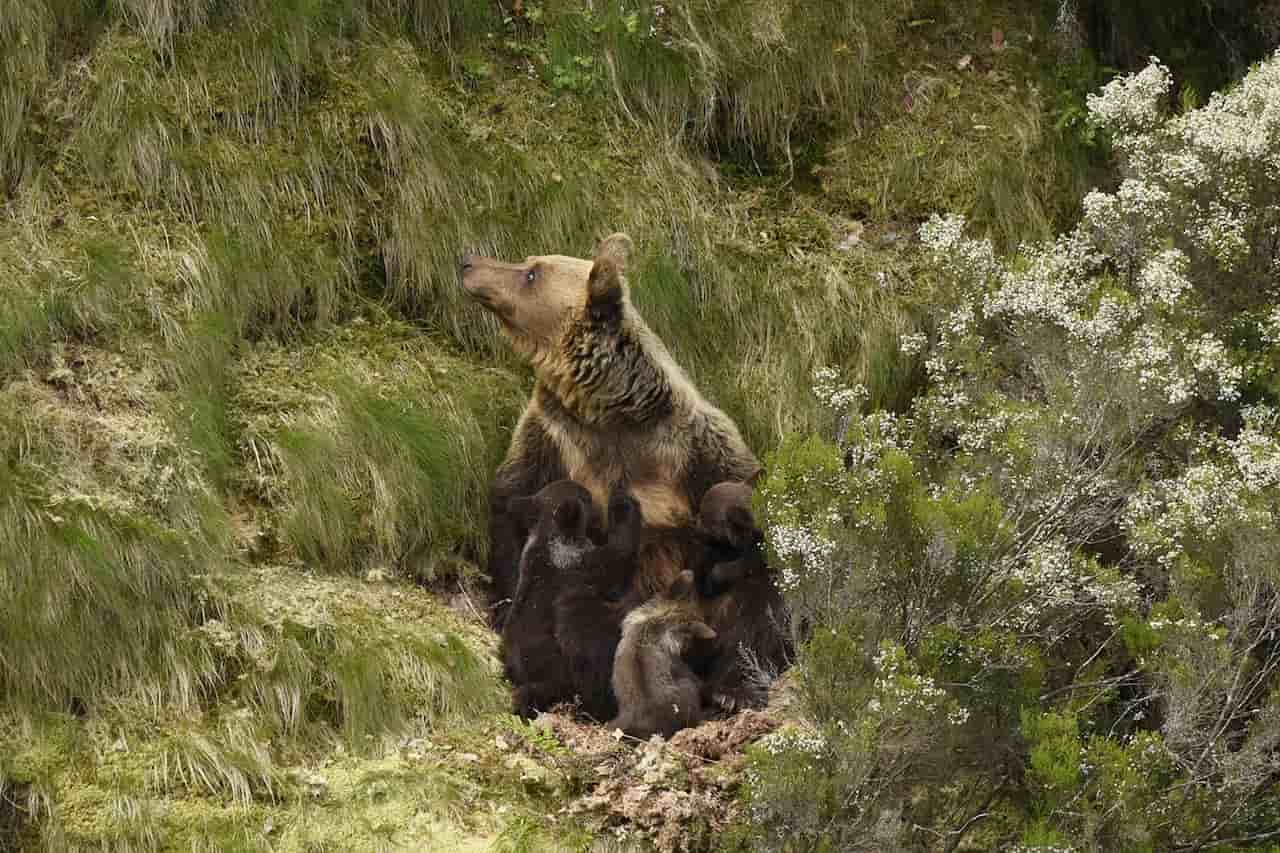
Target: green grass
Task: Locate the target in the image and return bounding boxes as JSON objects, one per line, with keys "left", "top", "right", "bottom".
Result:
{"left": 0, "top": 213, "right": 143, "bottom": 375}
{"left": 0, "top": 407, "right": 224, "bottom": 715}
{"left": 816, "top": 1, "right": 1103, "bottom": 249}
{"left": 593, "top": 0, "right": 910, "bottom": 166}
{"left": 233, "top": 318, "right": 526, "bottom": 579}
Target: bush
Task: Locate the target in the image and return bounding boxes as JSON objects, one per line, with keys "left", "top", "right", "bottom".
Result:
{"left": 735, "top": 52, "right": 1280, "bottom": 851}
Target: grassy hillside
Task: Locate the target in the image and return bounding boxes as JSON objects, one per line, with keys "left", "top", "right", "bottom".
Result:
{"left": 2, "top": 0, "right": 1267, "bottom": 849}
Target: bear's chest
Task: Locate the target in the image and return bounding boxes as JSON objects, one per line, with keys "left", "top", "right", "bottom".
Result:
{"left": 547, "top": 422, "right": 690, "bottom": 527}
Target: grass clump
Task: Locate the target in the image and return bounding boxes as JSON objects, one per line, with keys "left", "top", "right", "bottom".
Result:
{"left": 0, "top": 215, "right": 142, "bottom": 376}
{"left": 0, "top": 427, "right": 223, "bottom": 715}
{"left": 233, "top": 319, "right": 525, "bottom": 580}
{"left": 201, "top": 564, "right": 504, "bottom": 749}
{"left": 275, "top": 375, "right": 497, "bottom": 580}
{"left": 595, "top": 0, "right": 909, "bottom": 166}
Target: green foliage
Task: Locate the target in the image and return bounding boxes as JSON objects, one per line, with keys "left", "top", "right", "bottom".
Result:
{"left": 736, "top": 53, "right": 1280, "bottom": 851}
{"left": 0, "top": 224, "right": 141, "bottom": 375}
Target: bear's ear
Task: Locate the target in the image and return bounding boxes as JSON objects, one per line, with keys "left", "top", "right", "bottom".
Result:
{"left": 586, "top": 233, "right": 632, "bottom": 320}
{"left": 552, "top": 497, "right": 584, "bottom": 536}
{"left": 595, "top": 232, "right": 633, "bottom": 267}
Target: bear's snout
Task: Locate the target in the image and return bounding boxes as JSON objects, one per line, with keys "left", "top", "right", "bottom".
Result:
{"left": 458, "top": 253, "right": 476, "bottom": 278}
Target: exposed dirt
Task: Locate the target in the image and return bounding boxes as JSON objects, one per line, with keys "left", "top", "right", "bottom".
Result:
{"left": 517, "top": 675, "right": 800, "bottom": 852}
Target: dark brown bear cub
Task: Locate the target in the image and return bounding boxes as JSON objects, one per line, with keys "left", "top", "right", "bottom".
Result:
{"left": 609, "top": 571, "right": 718, "bottom": 739}
{"left": 695, "top": 482, "right": 792, "bottom": 713}
{"left": 551, "top": 491, "right": 644, "bottom": 721}
{"left": 500, "top": 480, "right": 640, "bottom": 719}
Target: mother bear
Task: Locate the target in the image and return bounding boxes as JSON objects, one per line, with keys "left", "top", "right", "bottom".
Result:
{"left": 460, "top": 234, "right": 760, "bottom": 627}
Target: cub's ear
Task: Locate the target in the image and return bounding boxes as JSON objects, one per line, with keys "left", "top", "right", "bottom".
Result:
{"left": 667, "top": 569, "right": 698, "bottom": 602}
{"left": 587, "top": 232, "right": 632, "bottom": 319}
{"left": 552, "top": 497, "right": 585, "bottom": 536}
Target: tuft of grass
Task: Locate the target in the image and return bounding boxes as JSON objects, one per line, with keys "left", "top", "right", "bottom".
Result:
{"left": 215, "top": 564, "right": 504, "bottom": 748}
{"left": 192, "top": 220, "right": 356, "bottom": 339}
{"left": 595, "top": 0, "right": 909, "bottom": 166}
{"left": 273, "top": 367, "right": 510, "bottom": 580}
{"left": 0, "top": 215, "right": 142, "bottom": 376}
{"left": 0, "top": 0, "right": 51, "bottom": 192}
{"left": 149, "top": 718, "right": 279, "bottom": 806}
{"left": 0, "top": 438, "right": 222, "bottom": 714}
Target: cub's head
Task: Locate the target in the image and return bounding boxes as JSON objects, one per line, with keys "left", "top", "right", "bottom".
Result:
{"left": 508, "top": 480, "right": 602, "bottom": 570}
{"left": 625, "top": 571, "right": 718, "bottom": 655}
{"left": 460, "top": 233, "right": 633, "bottom": 362}
{"left": 699, "top": 482, "right": 764, "bottom": 553}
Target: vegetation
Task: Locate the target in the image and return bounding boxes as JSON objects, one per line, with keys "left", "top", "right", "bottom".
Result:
{"left": 743, "top": 53, "right": 1280, "bottom": 850}
{"left": 0, "top": 0, "right": 1274, "bottom": 849}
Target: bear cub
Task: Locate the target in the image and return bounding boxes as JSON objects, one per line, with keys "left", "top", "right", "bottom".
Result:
{"left": 609, "top": 570, "right": 718, "bottom": 739}
{"left": 501, "top": 480, "right": 641, "bottom": 719}
{"left": 695, "top": 482, "right": 792, "bottom": 713}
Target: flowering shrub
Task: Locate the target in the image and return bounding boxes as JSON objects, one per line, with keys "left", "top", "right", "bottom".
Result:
{"left": 735, "top": 53, "right": 1280, "bottom": 851}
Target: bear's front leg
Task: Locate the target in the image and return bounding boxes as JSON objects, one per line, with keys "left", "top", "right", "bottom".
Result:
{"left": 511, "top": 681, "right": 565, "bottom": 719}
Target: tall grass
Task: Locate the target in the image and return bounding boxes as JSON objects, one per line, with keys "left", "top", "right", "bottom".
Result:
{"left": 0, "top": 214, "right": 141, "bottom": 376}
{"left": 0, "top": 424, "right": 222, "bottom": 714}
{"left": 275, "top": 370, "right": 519, "bottom": 579}
{"left": 596, "top": 0, "right": 909, "bottom": 165}
{"left": 0, "top": 1, "right": 51, "bottom": 192}
{"left": 216, "top": 573, "right": 503, "bottom": 747}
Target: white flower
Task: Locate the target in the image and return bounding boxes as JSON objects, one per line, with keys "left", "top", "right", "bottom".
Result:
{"left": 899, "top": 332, "right": 927, "bottom": 356}
{"left": 1087, "top": 57, "right": 1172, "bottom": 136}
{"left": 1137, "top": 249, "right": 1192, "bottom": 308}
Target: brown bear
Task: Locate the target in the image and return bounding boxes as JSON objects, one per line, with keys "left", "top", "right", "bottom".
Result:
{"left": 552, "top": 490, "right": 647, "bottom": 722}
{"left": 694, "top": 482, "right": 792, "bottom": 714}
{"left": 500, "top": 480, "right": 642, "bottom": 719}
{"left": 460, "top": 233, "right": 760, "bottom": 627}
{"left": 609, "top": 570, "right": 718, "bottom": 739}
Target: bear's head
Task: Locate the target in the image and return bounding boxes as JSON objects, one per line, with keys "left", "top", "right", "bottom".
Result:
{"left": 699, "top": 482, "right": 764, "bottom": 552}
{"left": 460, "top": 233, "right": 633, "bottom": 363}
{"left": 652, "top": 570, "right": 718, "bottom": 654}
{"left": 508, "top": 479, "right": 604, "bottom": 570}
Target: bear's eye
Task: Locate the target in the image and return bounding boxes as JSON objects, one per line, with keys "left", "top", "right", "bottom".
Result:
{"left": 525, "top": 267, "right": 537, "bottom": 285}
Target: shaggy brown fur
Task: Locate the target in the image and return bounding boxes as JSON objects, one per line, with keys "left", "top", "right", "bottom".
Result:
{"left": 500, "top": 481, "right": 592, "bottom": 716}
{"left": 461, "top": 234, "right": 760, "bottom": 627}
{"left": 695, "top": 483, "right": 792, "bottom": 714}
{"left": 552, "top": 490, "right": 645, "bottom": 721}
{"left": 609, "top": 571, "right": 717, "bottom": 739}
{"left": 500, "top": 480, "right": 638, "bottom": 718}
